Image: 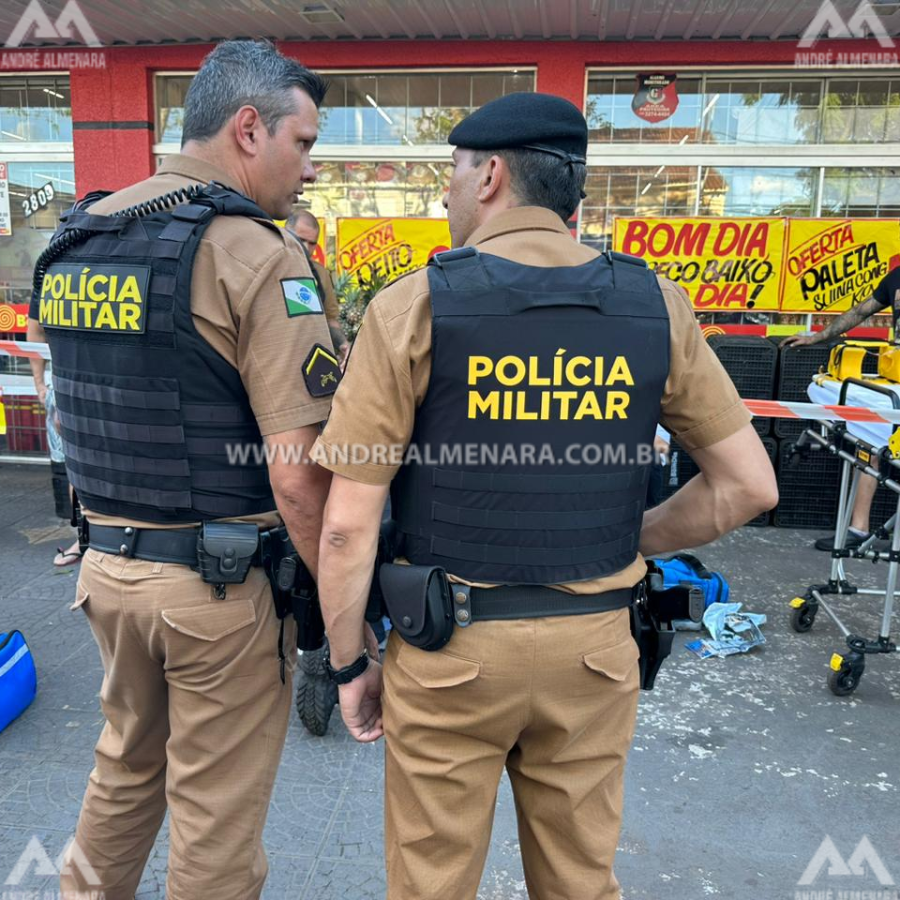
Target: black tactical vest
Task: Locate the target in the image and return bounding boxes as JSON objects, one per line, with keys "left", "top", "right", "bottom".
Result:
{"left": 32, "top": 184, "right": 277, "bottom": 524}
{"left": 391, "top": 247, "right": 670, "bottom": 585}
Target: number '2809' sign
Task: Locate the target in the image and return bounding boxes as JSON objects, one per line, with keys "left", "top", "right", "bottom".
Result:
{"left": 22, "top": 182, "right": 55, "bottom": 219}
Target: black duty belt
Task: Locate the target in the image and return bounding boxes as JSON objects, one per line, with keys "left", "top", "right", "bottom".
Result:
{"left": 459, "top": 583, "right": 634, "bottom": 622}
{"left": 88, "top": 523, "right": 265, "bottom": 567}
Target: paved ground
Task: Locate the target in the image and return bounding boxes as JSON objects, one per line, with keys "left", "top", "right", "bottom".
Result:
{"left": 0, "top": 461, "right": 898, "bottom": 900}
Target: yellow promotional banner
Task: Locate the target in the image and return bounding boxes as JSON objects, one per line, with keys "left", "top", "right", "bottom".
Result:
{"left": 613, "top": 216, "right": 785, "bottom": 311}
{"left": 337, "top": 217, "right": 451, "bottom": 284}
{"left": 781, "top": 218, "right": 900, "bottom": 314}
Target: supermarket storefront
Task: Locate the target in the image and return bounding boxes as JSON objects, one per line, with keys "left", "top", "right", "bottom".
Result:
{"left": 0, "top": 20, "right": 897, "bottom": 456}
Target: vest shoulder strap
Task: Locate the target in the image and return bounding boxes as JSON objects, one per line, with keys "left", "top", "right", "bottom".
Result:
{"left": 604, "top": 249, "right": 654, "bottom": 293}
{"left": 428, "top": 247, "right": 492, "bottom": 291}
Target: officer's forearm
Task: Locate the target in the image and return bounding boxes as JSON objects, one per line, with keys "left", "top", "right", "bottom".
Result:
{"left": 318, "top": 476, "right": 389, "bottom": 668}
{"left": 640, "top": 427, "right": 778, "bottom": 555}
{"left": 26, "top": 318, "right": 46, "bottom": 391}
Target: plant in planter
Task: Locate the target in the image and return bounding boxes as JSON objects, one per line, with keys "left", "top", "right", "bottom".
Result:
{"left": 334, "top": 270, "right": 389, "bottom": 342}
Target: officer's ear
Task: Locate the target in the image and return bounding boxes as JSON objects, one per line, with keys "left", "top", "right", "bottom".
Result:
{"left": 233, "top": 104, "right": 263, "bottom": 157}
{"left": 477, "top": 154, "right": 505, "bottom": 203}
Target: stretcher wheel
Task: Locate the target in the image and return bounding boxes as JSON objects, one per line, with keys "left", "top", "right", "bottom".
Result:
{"left": 296, "top": 644, "right": 338, "bottom": 736}
{"left": 827, "top": 651, "right": 865, "bottom": 697}
{"left": 790, "top": 601, "right": 817, "bottom": 633}
{"left": 827, "top": 667, "right": 862, "bottom": 696}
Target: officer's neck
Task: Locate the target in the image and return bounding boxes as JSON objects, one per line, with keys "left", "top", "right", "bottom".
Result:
{"left": 180, "top": 140, "right": 254, "bottom": 200}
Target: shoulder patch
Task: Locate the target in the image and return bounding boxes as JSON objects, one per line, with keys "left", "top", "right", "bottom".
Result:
{"left": 303, "top": 343, "right": 342, "bottom": 397}
{"left": 282, "top": 277, "right": 323, "bottom": 317}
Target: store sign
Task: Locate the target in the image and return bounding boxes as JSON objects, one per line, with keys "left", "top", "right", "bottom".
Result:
{"left": 336, "top": 217, "right": 451, "bottom": 284}
{"left": 21, "top": 182, "right": 55, "bottom": 219}
{"left": 632, "top": 74, "right": 679, "bottom": 123}
{"left": 780, "top": 218, "right": 900, "bottom": 313}
{"left": 0, "top": 303, "right": 28, "bottom": 333}
{"left": 613, "top": 216, "right": 785, "bottom": 310}
{"left": 0, "top": 162, "right": 11, "bottom": 236}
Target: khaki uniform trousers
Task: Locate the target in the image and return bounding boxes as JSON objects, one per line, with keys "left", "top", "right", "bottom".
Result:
{"left": 60, "top": 548, "right": 294, "bottom": 900}
{"left": 383, "top": 606, "right": 640, "bottom": 900}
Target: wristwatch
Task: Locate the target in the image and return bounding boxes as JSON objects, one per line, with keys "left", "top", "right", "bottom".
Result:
{"left": 324, "top": 647, "right": 370, "bottom": 685}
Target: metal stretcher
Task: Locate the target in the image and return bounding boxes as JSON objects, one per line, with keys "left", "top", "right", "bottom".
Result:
{"left": 789, "top": 377, "right": 899, "bottom": 696}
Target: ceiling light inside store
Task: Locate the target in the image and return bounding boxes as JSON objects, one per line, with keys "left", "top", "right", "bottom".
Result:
{"left": 1, "top": 130, "right": 25, "bottom": 140}
{"left": 366, "top": 94, "right": 394, "bottom": 125}
{"left": 42, "top": 88, "right": 65, "bottom": 99}
{"left": 702, "top": 94, "right": 720, "bottom": 118}
{"left": 35, "top": 173, "right": 76, "bottom": 186}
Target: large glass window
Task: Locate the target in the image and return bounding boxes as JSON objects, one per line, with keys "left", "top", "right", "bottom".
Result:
{"left": 581, "top": 166, "right": 699, "bottom": 250}
{"left": 0, "top": 75, "right": 72, "bottom": 143}
{"left": 156, "top": 74, "right": 191, "bottom": 144}
{"left": 587, "top": 76, "right": 703, "bottom": 144}
{"left": 0, "top": 162, "right": 76, "bottom": 307}
{"left": 698, "top": 166, "right": 817, "bottom": 216}
{"left": 820, "top": 167, "right": 900, "bottom": 218}
{"left": 586, "top": 72, "right": 897, "bottom": 145}
{"left": 155, "top": 69, "right": 535, "bottom": 147}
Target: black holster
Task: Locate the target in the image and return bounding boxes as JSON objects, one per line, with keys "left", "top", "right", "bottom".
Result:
{"left": 260, "top": 527, "right": 324, "bottom": 652}
{"left": 379, "top": 563, "right": 454, "bottom": 651}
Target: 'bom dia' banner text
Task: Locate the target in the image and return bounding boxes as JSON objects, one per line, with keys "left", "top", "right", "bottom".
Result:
{"left": 613, "top": 216, "right": 785, "bottom": 311}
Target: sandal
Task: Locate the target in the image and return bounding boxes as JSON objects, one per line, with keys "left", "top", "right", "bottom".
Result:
{"left": 53, "top": 546, "right": 83, "bottom": 568}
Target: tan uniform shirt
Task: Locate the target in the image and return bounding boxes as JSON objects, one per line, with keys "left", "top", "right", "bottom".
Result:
{"left": 76, "top": 154, "right": 334, "bottom": 529}
{"left": 313, "top": 206, "right": 752, "bottom": 594}
{"left": 312, "top": 259, "right": 341, "bottom": 322}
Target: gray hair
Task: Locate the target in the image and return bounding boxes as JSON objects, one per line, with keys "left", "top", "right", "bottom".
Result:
{"left": 472, "top": 148, "right": 586, "bottom": 222}
{"left": 181, "top": 40, "right": 327, "bottom": 146}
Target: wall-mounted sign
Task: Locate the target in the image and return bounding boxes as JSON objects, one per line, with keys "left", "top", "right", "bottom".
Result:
{"left": 632, "top": 74, "right": 679, "bottom": 124}
{"left": 21, "top": 182, "right": 55, "bottom": 220}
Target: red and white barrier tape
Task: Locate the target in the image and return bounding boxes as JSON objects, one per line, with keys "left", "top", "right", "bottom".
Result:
{"left": 3, "top": 340, "right": 900, "bottom": 426}
{"left": 0, "top": 340, "right": 51, "bottom": 360}
{"left": 744, "top": 399, "right": 900, "bottom": 426}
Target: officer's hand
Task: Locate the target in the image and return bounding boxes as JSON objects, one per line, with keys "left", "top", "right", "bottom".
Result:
{"left": 338, "top": 659, "right": 383, "bottom": 743}
{"left": 36, "top": 383, "right": 48, "bottom": 406}
{"left": 781, "top": 332, "right": 819, "bottom": 348}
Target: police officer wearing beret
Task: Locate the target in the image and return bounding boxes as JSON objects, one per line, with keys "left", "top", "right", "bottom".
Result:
{"left": 29, "top": 42, "right": 345, "bottom": 900}
{"left": 313, "top": 92, "right": 778, "bottom": 899}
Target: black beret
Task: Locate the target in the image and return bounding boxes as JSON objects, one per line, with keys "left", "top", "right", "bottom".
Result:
{"left": 448, "top": 92, "right": 588, "bottom": 162}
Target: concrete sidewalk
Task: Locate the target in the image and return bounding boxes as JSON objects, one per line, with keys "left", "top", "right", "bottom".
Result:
{"left": 0, "top": 462, "right": 898, "bottom": 899}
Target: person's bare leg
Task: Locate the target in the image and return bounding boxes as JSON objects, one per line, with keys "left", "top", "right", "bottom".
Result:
{"left": 850, "top": 472, "right": 877, "bottom": 533}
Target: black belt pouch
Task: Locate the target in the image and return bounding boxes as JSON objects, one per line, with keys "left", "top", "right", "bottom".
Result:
{"left": 379, "top": 563, "right": 454, "bottom": 651}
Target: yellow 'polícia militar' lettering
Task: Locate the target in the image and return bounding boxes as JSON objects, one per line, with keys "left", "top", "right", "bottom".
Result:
{"left": 38, "top": 265, "right": 149, "bottom": 333}
{"left": 466, "top": 349, "right": 634, "bottom": 421}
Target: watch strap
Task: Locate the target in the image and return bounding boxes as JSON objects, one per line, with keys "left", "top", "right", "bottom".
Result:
{"left": 325, "top": 648, "right": 370, "bottom": 684}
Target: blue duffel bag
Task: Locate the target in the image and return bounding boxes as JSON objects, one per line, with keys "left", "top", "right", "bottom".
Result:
{"left": 650, "top": 553, "right": 730, "bottom": 609}
{"left": 0, "top": 630, "right": 37, "bottom": 733}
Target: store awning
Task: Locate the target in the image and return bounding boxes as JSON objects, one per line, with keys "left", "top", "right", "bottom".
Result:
{"left": 2, "top": 0, "right": 898, "bottom": 47}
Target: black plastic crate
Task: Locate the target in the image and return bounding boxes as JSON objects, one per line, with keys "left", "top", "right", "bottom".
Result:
{"left": 871, "top": 481, "right": 900, "bottom": 531}
{"left": 774, "top": 438, "right": 841, "bottom": 529}
{"left": 774, "top": 343, "right": 834, "bottom": 439}
{"left": 707, "top": 335, "right": 776, "bottom": 437}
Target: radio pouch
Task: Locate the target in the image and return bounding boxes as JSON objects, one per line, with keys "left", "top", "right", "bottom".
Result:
{"left": 196, "top": 522, "right": 258, "bottom": 585}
